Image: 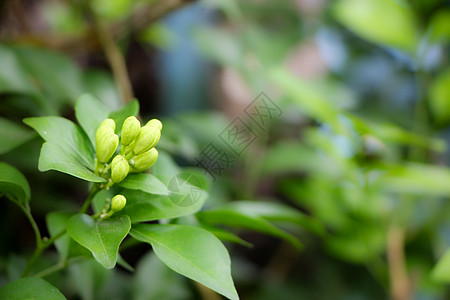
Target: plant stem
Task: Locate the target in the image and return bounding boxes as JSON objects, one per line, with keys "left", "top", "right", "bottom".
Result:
{"left": 18, "top": 204, "right": 42, "bottom": 248}
{"left": 34, "top": 257, "right": 86, "bottom": 278}
{"left": 79, "top": 184, "right": 100, "bottom": 214}
{"left": 21, "top": 185, "right": 101, "bottom": 277}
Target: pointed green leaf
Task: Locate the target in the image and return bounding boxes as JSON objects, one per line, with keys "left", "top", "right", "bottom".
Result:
{"left": 119, "top": 173, "right": 169, "bottom": 195}
{"left": 0, "top": 117, "right": 35, "bottom": 155}
{"left": 118, "top": 189, "right": 207, "bottom": 223}
{"left": 197, "top": 207, "right": 303, "bottom": 249}
{"left": 432, "top": 248, "right": 450, "bottom": 283}
{"left": 333, "top": 0, "right": 418, "bottom": 51}
{"left": 0, "top": 277, "right": 66, "bottom": 300}
{"left": 46, "top": 211, "right": 90, "bottom": 261}
{"left": 130, "top": 224, "right": 239, "bottom": 300}
{"left": 0, "top": 162, "right": 30, "bottom": 204}
{"left": 24, "top": 117, "right": 105, "bottom": 182}
{"left": 66, "top": 214, "right": 131, "bottom": 269}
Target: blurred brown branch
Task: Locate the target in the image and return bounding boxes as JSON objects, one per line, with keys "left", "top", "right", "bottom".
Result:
{"left": 7, "top": 0, "right": 195, "bottom": 55}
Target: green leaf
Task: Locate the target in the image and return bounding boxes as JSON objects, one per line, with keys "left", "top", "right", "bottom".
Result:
{"left": 0, "top": 162, "right": 30, "bottom": 204}
{"left": 46, "top": 211, "right": 90, "bottom": 261}
{"left": 118, "top": 189, "right": 207, "bottom": 223}
{"left": 24, "top": 116, "right": 105, "bottom": 182}
{"left": 0, "top": 117, "right": 35, "bottom": 155}
{"left": 197, "top": 206, "right": 303, "bottom": 249}
{"left": 225, "top": 201, "right": 326, "bottom": 237}
{"left": 133, "top": 252, "right": 191, "bottom": 300}
{"left": 109, "top": 100, "right": 139, "bottom": 134}
{"left": 379, "top": 163, "right": 450, "bottom": 196}
{"left": 429, "top": 69, "right": 450, "bottom": 125}
{"left": 432, "top": 248, "right": 450, "bottom": 283}
{"left": 0, "top": 277, "right": 66, "bottom": 300}
{"left": 130, "top": 224, "right": 239, "bottom": 300}
{"left": 202, "top": 226, "right": 253, "bottom": 248}
{"left": 66, "top": 214, "right": 131, "bottom": 269}
{"left": 333, "top": 0, "right": 418, "bottom": 51}
{"left": 75, "top": 94, "right": 109, "bottom": 146}
{"left": 119, "top": 173, "right": 169, "bottom": 195}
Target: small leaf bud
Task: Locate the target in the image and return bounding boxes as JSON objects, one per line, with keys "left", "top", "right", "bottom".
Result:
{"left": 145, "top": 119, "right": 163, "bottom": 130}
{"left": 121, "top": 116, "right": 141, "bottom": 146}
{"left": 96, "top": 131, "right": 119, "bottom": 163}
{"left": 133, "top": 148, "right": 158, "bottom": 172}
{"left": 111, "top": 194, "right": 126, "bottom": 212}
{"left": 111, "top": 155, "right": 129, "bottom": 183}
{"left": 133, "top": 126, "right": 161, "bottom": 155}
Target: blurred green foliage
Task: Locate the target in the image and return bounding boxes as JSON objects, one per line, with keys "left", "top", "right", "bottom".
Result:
{"left": 0, "top": 0, "right": 450, "bottom": 299}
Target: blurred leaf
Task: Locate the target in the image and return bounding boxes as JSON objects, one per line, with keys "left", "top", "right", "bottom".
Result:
{"left": 431, "top": 248, "right": 450, "bottom": 283}
{"left": 193, "top": 27, "right": 242, "bottom": 66}
{"left": 46, "top": 211, "right": 90, "bottom": 261}
{"left": 202, "top": 226, "right": 253, "bottom": 248}
{"left": 197, "top": 206, "right": 303, "bottom": 249}
{"left": 326, "top": 225, "right": 385, "bottom": 263}
{"left": 41, "top": 1, "right": 87, "bottom": 35}
{"left": 75, "top": 94, "right": 109, "bottom": 147}
{"left": 130, "top": 224, "right": 239, "bottom": 300}
{"left": 91, "top": 0, "right": 133, "bottom": 20}
{"left": 140, "top": 24, "right": 177, "bottom": 49}
{"left": 333, "top": 0, "right": 418, "bottom": 51}
{"left": 109, "top": 100, "right": 139, "bottom": 134}
{"left": 0, "top": 277, "right": 66, "bottom": 299}
{"left": 380, "top": 163, "right": 450, "bottom": 196}
{"left": 0, "top": 162, "right": 30, "bottom": 204}
{"left": 260, "top": 141, "right": 318, "bottom": 176}
{"left": 14, "top": 45, "right": 84, "bottom": 103}
{"left": 268, "top": 67, "right": 338, "bottom": 125}
{"left": 24, "top": 117, "right": 105, "bottom": 182}
{"left": 132, "top": 252, "right": 191, "bottom": 300}
{"left": 0, "top": 45, "right": 38, "bottom": 95}
{"left": 429, "top": 9, "right": 450, "bottom": 43}
{"left": 349, "top": 114, "right": 445, "bottom": 151}
{"left": 66, "top": 214, "right": 131, "bottom": 269}
{"left": 118, "top": 189, "right": 207, "bottom": 223}
{"left": 0, "top": 117, "right": 35, "bottom": 155}
{"left": 119, "top": 174, "right": 169, "bottom": 195}
{"left": 226, "top": 201, "right": 327, "bottom": 237}
{"left": 82, "top": 70, "right": 121, "bottom": 110}
{"left": 429, "top": 69, "right": 450, "bottom": 125}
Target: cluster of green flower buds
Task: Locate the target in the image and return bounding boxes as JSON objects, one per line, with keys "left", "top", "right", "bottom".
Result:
{"left": 94, "top": 116, "right": 162, "bottom": 187}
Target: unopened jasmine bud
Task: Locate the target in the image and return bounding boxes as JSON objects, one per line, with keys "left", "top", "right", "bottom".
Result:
{"left": 145, "top": 119, "right": 163, "bottom": 130}
{"left": 121, "top": 116, "right": 141, "bottom": 146}
{"left": 111, "top": 194, "right": 126, "bottom": 212}
{"left": 100, "top": 118, "right": 116, "bottom": 131}
{"left": 111, "top": 155, "right": 129, "bottom": 183}
{"left": 96, "top": 132, "right": 119, "bottom": 163}
{"left": 133, "top": 148, "right": 158, "bottom": 171}
{"left": 133, "top": 126, "right": 161, "bottom": 155}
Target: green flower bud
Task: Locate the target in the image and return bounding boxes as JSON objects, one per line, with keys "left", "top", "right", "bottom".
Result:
{"left": 96, "top": 131, "right": 119, "bottom": 163}
{"left": 100, "top": 118, "right": 116, "bottom": 131}
{"left": 121, "top": 116, "right": 141, "bottom": 146}
{"left": 145, "top": 119, "right": 163, "bottom": 130}
{"left": 132, "top": 148, "right": 158, "bottom": 172}
{"left": 111, "top": 155, "right": 129, "bottom": 183}
{"left": 111, "top": 194, "right": 126, "bottom": 212}
{"left": 133, "top": 126, "right": 161, "bottom": 155}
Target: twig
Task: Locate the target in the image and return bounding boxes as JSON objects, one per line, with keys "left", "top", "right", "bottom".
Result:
{"left": 387, "top": 225, "right": 411, "bottom": 300}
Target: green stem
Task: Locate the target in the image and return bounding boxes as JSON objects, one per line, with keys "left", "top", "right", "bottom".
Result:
{"left": 18, "top": 204, "right": 42, "bottom": 248}
{"left": 79, "top": 184, "right": 101, "bottom": 214}
{"left": 34, "top": 257, "right": 86, "bottom": 278}
{"left": 21, "top": 185, "right": 101, "bottom": 277}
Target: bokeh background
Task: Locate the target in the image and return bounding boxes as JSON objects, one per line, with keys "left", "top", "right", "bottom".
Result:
{"left": 1, "top": 0, "right": 450, "bottom": 299}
